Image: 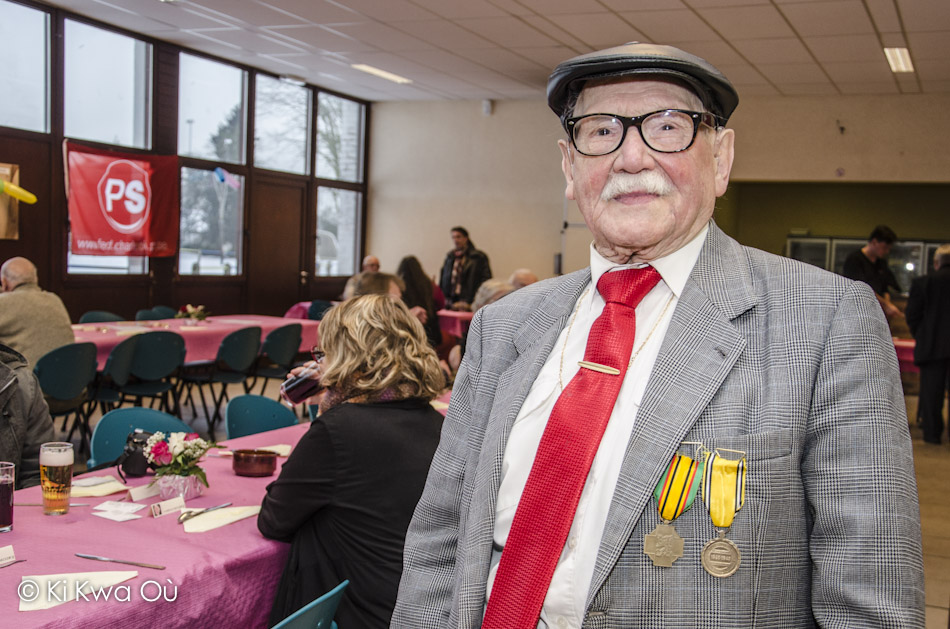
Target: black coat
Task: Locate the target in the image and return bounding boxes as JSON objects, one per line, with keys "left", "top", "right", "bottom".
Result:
{"left": 905, "top": 264, "right": 950, "bottom": 364}
{"left": 439, "top": 246, "right": 492, "bottom": 305}
{"left": 258, "top": 398, "right": 443, "bottom": 628}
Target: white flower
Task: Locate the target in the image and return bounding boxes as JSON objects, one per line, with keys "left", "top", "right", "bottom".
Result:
{"left": 167, "top": 432, "right": 187, "bottom": 456}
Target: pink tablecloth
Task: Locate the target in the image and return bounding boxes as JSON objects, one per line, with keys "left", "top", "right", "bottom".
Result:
{"left": 0, "top": 423, "right": 309, "bottom": 628}
{"left": 72, "top": 315, "right": 320, "bottom": 367}
{"left": 283, "top": 302, "right": 310, "bottom": 319}
{"left": 893, "top": 337, "right": 917, "bottom": 375}
{"left": 436, "top": 309, "right": 473, "bottom": 338}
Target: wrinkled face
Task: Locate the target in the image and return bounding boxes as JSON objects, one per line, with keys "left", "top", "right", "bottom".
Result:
{"left": 362, "top": 256, "right": 380, "bottom": 273}
{"left": 558, "top": 78, "right": 735, "bottom": 263}
{"left": 451, "top": 231, "right": 468, "bottom": 250}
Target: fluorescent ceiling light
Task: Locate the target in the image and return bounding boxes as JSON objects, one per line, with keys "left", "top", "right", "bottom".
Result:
{"left": 884, "top": 47, "right": 914, "bottom": 73}
{"left": 351, "top": 64, "right": 412, "bottom": 84}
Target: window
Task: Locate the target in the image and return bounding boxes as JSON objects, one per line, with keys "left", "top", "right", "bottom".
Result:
{"left": 254, "top": 75, "right": 310, "bottom": 174}
{"left": 316, "top": 93, "right": 364, "bottom": 183}
{"left": 0, "top": 0, "right": 49, "bottom": 133}
{"left": 179, "top": 167, "right": 244, "bottom": 276}
{"left": 179, "top": 54, "right": 247, "bottom": 163}
{"left": 66, "top": 244, "right": 147, "bottom": 275}
{"left": 64, "top": 19, "right": 151, "bottom": 149}
{"left": 316, "top": 187, "right": 359, "bottom": 277}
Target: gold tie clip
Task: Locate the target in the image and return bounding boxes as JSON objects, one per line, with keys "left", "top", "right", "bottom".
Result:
{"left": 577, "top": 360, "right": 621, "bottom": 375}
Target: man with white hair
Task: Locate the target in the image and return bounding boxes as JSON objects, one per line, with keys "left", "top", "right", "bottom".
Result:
{"left": 0, "top": 257, "right": 74, "bottom": 365}
{"left": 393, "top": 42, "right": 923, "bottom": 628}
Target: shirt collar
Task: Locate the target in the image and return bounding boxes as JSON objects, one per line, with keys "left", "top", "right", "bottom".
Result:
{"left": 588, "top": 223, "right": 708, "bottom": 299}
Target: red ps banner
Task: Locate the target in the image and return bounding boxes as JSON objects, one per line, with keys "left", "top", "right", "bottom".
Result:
{"left": 66, "top": 141, "right": 179, "bottom": 257}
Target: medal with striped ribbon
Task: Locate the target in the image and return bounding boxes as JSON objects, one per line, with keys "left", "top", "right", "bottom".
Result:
{"left": 700, "top": 448, "right": 747, "bottom": 577}
{"left": 644, "top": 450, "right": 704, "bottom": 567}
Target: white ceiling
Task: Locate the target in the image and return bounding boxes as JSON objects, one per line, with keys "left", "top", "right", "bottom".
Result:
{"left": 41, "top": 0, "right": 950, "bottom": 103}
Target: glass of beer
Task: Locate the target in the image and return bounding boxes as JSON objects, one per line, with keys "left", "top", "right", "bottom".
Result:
{"left": 40, "top": 442, "right": 73, "bottom": 516}
{"left": 0, "top": 462, "right": 13, "bottom": 532}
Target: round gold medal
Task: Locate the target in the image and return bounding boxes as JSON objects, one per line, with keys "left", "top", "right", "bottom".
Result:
{"left": 701, "top": 534, "right": 740, "bottom": 578}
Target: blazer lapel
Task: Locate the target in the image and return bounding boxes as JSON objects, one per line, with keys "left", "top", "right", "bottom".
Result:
{"left": 586, "top": 223, "right": 756, "bottom": 604}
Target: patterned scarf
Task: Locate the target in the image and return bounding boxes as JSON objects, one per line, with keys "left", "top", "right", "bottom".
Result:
{"left": 317, "top": 381, "right": 418, "bottom": 415}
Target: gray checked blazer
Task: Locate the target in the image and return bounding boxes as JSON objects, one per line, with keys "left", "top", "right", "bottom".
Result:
{"left": 392, "top": 223, "right": 925, "bottom": 628}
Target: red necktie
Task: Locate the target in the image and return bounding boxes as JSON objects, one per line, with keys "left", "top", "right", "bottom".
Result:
{"left": 482, "top": 266, "right": 661, "bottom": 629}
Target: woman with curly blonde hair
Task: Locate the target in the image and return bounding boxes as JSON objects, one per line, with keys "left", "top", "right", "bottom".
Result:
{"left": 259, "top": 295, "right": 445, "bottom": 628}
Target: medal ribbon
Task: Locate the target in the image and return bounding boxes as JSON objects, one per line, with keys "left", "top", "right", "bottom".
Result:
{"left": 652, "top": 454, "right": 704, "bottom": 521}
{"left": 701, "top": 450, "right": 747, "bottom": 528}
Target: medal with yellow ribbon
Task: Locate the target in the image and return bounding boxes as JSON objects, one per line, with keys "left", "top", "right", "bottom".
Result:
{"left": 644, "top": 448, "right": 704, "bottom": 567}
{"left": 700, "top": 448, "right": 747, "bottom": 578}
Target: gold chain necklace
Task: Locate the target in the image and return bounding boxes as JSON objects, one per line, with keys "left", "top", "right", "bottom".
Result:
{"left": 558, "top": 286, "right": 676, "bottom": 391}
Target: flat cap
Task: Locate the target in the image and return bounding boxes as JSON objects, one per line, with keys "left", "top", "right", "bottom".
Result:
{"left": 547, "top": 42, "right": 739, "bottom": 123}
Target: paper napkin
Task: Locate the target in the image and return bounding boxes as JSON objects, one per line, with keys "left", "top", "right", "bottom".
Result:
{"left": 183, "top": 506, "right": 260, "bottom": 533}
{"left": 72, "top": 476, "right": 128, "bottom": 498}
{"left": 19, "top": 571, "right": 138, "bottom": 611}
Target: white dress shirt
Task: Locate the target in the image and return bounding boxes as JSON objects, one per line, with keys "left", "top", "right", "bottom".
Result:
{"left": 486, "top": 226, "right": 707, "bottom": 629}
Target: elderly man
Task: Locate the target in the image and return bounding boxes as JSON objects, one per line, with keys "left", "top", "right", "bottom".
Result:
{"left": 0, "top": 257, "right": 74, "bottom": 366}
{"left": 906, "top": 244, "right": 950, "bottom": 444}
{"left": 392, "top": 43, "right": 923, "bottom": 628}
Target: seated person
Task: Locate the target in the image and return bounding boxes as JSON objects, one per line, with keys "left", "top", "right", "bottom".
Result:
{"left": 0, "top": 343, "right": 55, "bottom": 488}
{"left": 447, "top": 279, "right": 517, "bottom": 374}
{"left": 340, "top": 255, "right": 380, "bottom": 300}
{"left": 508, "top": 268, "right": 539, "bottom": 289}
{"left": 258, "top": 295, "right": 445, "bottom": 628}
{"left": 396, "top": 256, "right": 441, "bottom": 349}
{"left": 0, "top": 256, "right": 74, "bottom": 366}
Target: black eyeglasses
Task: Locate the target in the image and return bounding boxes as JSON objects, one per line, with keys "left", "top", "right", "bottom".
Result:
{"left": 310, "top": 347, "right": 325, "bottom": 362}
{"left": 564, "top": 109, "right": 721, "bottom": 156}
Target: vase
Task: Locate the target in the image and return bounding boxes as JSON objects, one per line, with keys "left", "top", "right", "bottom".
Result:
{"left": 157, "top": 474, "right": 204, "bottom": 501}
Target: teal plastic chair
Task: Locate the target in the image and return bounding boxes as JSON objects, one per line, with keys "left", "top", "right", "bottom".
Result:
{"left": 122, "top": 331, "right": 186, "bottom": 415}
{"left": 272, "top": 580, "right": 348, "bottom": 629}
{"left": 181, "top": 327, "right": 262, "bottom": 436}
{"left": 225, "top": 394, "right": 298, "bottom": 439}
{"left": 33, "top": 342, "right": 98, "bottom": 454}
{"left": 88, "top": 407, "right": 192, "bottom": 468}
{"left": 79, "top": 310, "right": 124, "bottom": 324}
{"left": 135, "top": 308, "right": 162, "bottom": 321}
{"left": 246, "top": 323, "right": 302, "bottom": 396}
{"left": 151, "top": 305, "right": 178, "bottom": 319}
{"left": 90, "top": 335, "right": 139, "bottom": 414}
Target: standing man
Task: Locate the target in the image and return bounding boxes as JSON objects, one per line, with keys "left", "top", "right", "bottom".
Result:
{"left": 439, "top": 227, "right": 492, "bottom": 311}
{"left": 393, "top": 43, "right": 923, "bottom": 628}
{"left": 842, "top": 225, "right": 903, "bottom": 320}
{"left": 905, "top": 244, "right": 950, "bottom": 444}
{"left": 0, "top": 257, "right": 74, "bottom": 366}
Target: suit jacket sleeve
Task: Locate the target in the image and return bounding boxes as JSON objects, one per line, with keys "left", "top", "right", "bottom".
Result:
{"left": 391, "top": 313, "right": 485, "bottom": 628}
{"left": 19, "top": 370, "right": 54, "bottom": 489}
{"left": 806, "top": 280, "right": 924, "bottom": 625}
{"left": 904, "top": 276, "right": 925, "bottom": 337}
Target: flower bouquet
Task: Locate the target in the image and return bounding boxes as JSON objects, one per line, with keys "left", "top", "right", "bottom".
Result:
{"left": 145, "top": 432, "right": 217, "bottom": 499}
{"left": 175, "top": 304, "right": 209, "bottom": 321}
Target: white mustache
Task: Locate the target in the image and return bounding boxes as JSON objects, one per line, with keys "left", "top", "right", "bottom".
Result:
{"left": 600, "top": 171, "right": 673, "bottom": 201}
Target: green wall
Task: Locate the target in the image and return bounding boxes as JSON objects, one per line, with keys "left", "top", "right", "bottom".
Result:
{"left": 729, "top": 182, "right": 950, "bottom": 255}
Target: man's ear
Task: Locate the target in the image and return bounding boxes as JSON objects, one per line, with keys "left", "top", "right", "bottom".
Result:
{"left": 558, "top": 139, "right": 576, "bottom": 201}
{"left": 713, "top": 128, "right": 735, "bottom": 198}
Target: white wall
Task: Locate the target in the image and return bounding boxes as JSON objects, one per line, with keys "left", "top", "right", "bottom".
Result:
{"left": 368, "top": 93, "right": 950, "bottom": 280}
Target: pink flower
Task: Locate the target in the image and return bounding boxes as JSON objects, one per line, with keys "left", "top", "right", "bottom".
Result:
{"left": 184, "top": 433, "right": 200, "bottom": 441}
{"left": 151, "top": 441, "right": 173, "bottom": 466}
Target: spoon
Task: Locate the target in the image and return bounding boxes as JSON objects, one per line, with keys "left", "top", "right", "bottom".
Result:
{"left": 177, "top": 502, "right": 232, "bottom": 524}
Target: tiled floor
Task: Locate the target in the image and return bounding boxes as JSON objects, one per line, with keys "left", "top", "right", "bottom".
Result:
{"left": 67, "top": 384, "right": 948, "bottom": 625}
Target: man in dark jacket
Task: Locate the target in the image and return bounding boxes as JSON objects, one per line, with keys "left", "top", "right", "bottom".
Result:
{"left": 439, "top": 226, "right": 492, "bottom": 311}
{"left": 906, "top": 244, "right": 950, "bottom": 444}
{"left": 0, "top": 343, "right": 55, "bottom": 488}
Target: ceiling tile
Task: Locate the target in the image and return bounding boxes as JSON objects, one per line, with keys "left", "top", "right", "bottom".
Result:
{"left": 667, "top": 40, "right": 747, "bottom": 66}
{"left": 452, "top": 47, "right": 548, "bottom": 73}
{"left": 518, "top": 0, "right": 609, "bottom": 14}
{"left": 779, "top": 0, "right": 875, "bottom": 37}
{"left": 602, "top": 0, "right": 688, "bottom": 9}
{"left": 455, "top": 16, "right": 561, "bottom": 47}
{"left": 735, "top": 83, "right": 780, "bottom": 96}
{"left": 917, "top": 79, "right": 950, "bottom": 92}
{"left": 392, "top": 19, "right": 496, "bottom": 49}
{"left": 880, "top": 32, "right": 907, "bottom": 48}
{"left": 545, "top": 13, "right": 648, "bottom": 48}
{"left": 821, "top": 61, "right": 894, "bottom": 83}
{"left": 408, "top": 0, "right": 508, "bottom": 18}
{"left": 185, "top": 0, "right": 304, "bottom": 26}
{"left": 330, "top": 0, "right": 436, "bottom": 21}
{"left": 512, "top": 46, "right": 579, "bottom": 70}
{"left": 837, "top": 82, "right": 899, "bottom": 94}
{"left": 757, "top": 62, "right": 829, "bottom": 84}
{"left": 732, "top": 37, "right": 812, "bottom": 64}
{"left": 864, "top": 0, "right": 902, "bottom": 31}
{"left": 256, "top": 0, "right": 360, "bottom": 24}
{"left": 328, "top": 21, "right": 435, "bottom": 51}
{"left": 686, "top": 0, "right": 771, "bottom": 6}
{"left": 486, "top": 0, "right": 535, "bottom": 17}
{"left": 804, "top": 34, "right": 883, "bottom": 63}
{"left": 914, "top": 57, "right": 950, "bottom": 81}
{"left": 261, "top": 25, "right": 377, "bottom": 53}
{"left": 897, "top": 0, "right": 950, "bottom": 31}
{"left": 618, "top": 9, "right": 721, "bottom": 42}
{"left": 188, "top": 27, "right": 306, "bottom": 53}
{"left": 716, "top": 63, "right": 770, "bottom": 85}
{"left": 699, "top": 5, "right": 796, "bottom": 40}
{"left": 520, "top": 15, "right": 591, "bottom": 51}
{"left": 778, "top": 82, "right": 838, "bottom": 95}
{"left": 907, "top": 31, "right": 950, "bottom": 60}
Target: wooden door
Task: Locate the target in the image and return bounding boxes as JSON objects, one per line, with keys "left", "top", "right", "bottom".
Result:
{"left": 247, "top": 177, "right": 308, "bottom": 315}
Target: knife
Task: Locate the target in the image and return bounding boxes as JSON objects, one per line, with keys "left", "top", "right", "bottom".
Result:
{"left": 177, "top": 502, "right": 232, "bottom": 524}
{"left": 75, "top": 553, "right": 165, "bottom": 570}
